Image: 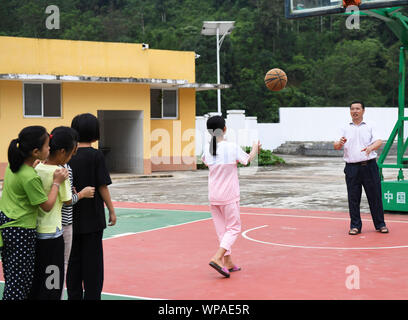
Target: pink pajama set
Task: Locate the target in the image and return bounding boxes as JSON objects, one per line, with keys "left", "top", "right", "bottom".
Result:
{"left": 202, "top": 141, "right": 250, "bottom": 255}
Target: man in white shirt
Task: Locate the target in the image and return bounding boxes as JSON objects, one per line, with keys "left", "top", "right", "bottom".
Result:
{"left": 334, "top": 101, "right": 389, "bottom": 235}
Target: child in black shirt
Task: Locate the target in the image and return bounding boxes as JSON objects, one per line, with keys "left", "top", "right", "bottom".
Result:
{"left": 67, "top": 113, "right": 117, "bottom": 300}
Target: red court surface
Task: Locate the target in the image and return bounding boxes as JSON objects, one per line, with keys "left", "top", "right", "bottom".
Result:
{"left": 1, "top": 202, "right": 408, "bottom": 300}
{"left": 103, "top": 203, "right": 408, "bottom": 300}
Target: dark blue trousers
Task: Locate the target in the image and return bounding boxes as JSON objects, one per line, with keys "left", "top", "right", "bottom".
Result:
{"left": 344, "top": 159, "right": 386, "bottom": 231}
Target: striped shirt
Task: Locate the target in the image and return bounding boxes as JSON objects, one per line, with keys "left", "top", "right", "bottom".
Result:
{"left": 61, "top": 164, "right": 79, "bottom": 226}
{"left": 202, "top": 141, "right": 250, "bottom": 205}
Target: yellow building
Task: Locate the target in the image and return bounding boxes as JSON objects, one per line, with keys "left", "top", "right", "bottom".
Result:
{"left": 0, "top": 36, "right": 228, "bottom": 178}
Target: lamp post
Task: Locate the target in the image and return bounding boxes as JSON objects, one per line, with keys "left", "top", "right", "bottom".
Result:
{"left": 201, "top": 21, "right": 235, "bottom": 115}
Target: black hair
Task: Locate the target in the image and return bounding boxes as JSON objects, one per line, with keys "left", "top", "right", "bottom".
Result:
{"left": 71, "top": 127, "right": 79, "bottom": 143}
{"left": 206, "top": 116, "right": 226, "bottom": 156}
{"left": 350, "top": 100, "right": 365, "bottom": 110}
{"left": 49, "top": 126, "right": 77, "bottom": 156}
{"left": 8, "top": 126, "right": 48, "bottom": 173}
{"left": 71, "top": 113, "right": 100, "bottom": 143}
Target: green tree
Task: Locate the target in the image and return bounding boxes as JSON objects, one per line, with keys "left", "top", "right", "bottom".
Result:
{"left": 0, "top": 0, "right": 403, "bottom": 121}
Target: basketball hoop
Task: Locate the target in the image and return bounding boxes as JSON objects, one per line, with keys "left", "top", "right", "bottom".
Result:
{"left": 343, "top": 0, "right": 361, "bottom": 7}
{"left": 286, "top": 0, "right": 408, "bottom": 19}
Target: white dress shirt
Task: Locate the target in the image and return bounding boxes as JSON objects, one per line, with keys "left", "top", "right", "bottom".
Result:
{"left": 340, "top": 121, "right": 381, "bottom": 163}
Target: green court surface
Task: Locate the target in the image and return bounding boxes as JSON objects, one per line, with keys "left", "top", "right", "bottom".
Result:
{"left": 102, "top": 207, "right": 211, "bottom": 240}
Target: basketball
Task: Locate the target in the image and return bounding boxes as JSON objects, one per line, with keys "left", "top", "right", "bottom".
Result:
{"left": 264, "top": 68, "right": 287, "bottom": 91}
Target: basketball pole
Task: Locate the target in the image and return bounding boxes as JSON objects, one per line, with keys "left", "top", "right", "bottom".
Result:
{"left": 216, "top": 26, "right": 221, "bottom": 115}
{"left": 370, "top": 8, "right": 408, "bottom": 211}
{"left": 339, "top": 8, "right": 408, "bottom": 211}
{"left": 216, "top": 28, "right": 232, "bottom": 114}
{"left": 201, "top": 21, "right": 234, "bottom": 116}
{"left": 397, "top": 46, "right": 405, "bottom": 181}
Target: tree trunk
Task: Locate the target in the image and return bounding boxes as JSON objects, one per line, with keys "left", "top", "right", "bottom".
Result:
{"left": 141, "top": 12, "right": 145, "bottom": 34}
{"left": 320, "top": 16, "right": 323, "bottom": 33}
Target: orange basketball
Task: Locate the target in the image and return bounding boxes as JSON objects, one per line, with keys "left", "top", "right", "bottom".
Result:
{"left": 264, "top": 68, "right": 287, "bottom": 91}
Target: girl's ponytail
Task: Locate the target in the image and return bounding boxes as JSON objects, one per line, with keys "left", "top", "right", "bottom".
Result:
{"left": 8, "top": 126, "right": 48, "bottom": 173}
{"left": 210, "top": 135, "right": 217, "bottom": 156}
{"left": 206, "top": 116, "right": 226, "bottom": 157}
{"left": 8, "top": 138, "right": 27, "bottom": 173}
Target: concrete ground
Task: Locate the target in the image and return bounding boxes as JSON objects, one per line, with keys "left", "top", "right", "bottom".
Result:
{"left": 109, "top": 155, "right": 402, "bottom": 214}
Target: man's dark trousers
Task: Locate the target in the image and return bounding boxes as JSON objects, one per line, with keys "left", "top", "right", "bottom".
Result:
{"left": 344, "top": 159, "right": 386, "bottom": 231}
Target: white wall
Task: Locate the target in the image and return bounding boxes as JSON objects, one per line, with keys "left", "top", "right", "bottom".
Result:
{"left": 279, "top": 107, "right": 401, "bottom": 142}
{"left": 196, "top": 107, "right": 404, "bottom": 155}
{"left": 258, "top": 122, "right": 285, "bottom": 152}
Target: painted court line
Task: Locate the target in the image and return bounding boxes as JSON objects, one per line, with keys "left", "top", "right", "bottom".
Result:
{"left": 103, "top": 217, "right": 212, "bottom": 240}
{"left": 112, "top": 206, "right": 211, "bottom": 214}
{"left": 100, "top": 291, "right": 166, "bottom": 300}
{"left": 240, "top": 212, "right": 408, "bottom": 224}
{"left": 113, "top": 203, "right": 408, "bottom": 225}
{"left": 106, "top": 208, "right": 408, "bottom": 248}
{"left": 242, "top": 225, "right": 408, "bottom": 250}
{"left": 0, "top": 281, "right": 163, "bottom": 300}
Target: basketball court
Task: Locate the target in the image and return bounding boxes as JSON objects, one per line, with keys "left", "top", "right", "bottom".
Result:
{"left": 2, "top": 0, "right": 408, "bottom": 304}
{"left": 2, "top": 200, "right": 407, "bottom": 300}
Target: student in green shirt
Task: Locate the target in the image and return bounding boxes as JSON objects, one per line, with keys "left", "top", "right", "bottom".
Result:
{"left": 0, "top": 126, "right": 68, "bottom": 300}
{"left": 29, "top": 126, "right": 77, "bottom": 300}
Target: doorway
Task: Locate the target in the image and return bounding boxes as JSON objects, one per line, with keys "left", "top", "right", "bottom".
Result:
{"left": 98, "top": 110, "right": 144, "bottom": 174}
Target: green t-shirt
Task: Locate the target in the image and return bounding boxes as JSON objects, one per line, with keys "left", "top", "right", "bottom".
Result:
{"left": 0, "top": 164, "right": 48, "bottom": 229}
{"left": 35, "top": 163, "right": 72, "bottom": 234}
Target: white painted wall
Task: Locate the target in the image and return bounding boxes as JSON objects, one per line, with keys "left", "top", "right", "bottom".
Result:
{"left": 196, "top": 107, "right": 404, "bottom": 155}
{"left": 279, "top": 107, "right": 401, "bottom": 142}
{"left": 258, "top": 122, "right": 285, "bottom": 152}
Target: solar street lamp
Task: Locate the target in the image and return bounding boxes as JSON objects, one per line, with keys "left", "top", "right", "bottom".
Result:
{"left": 201, "top": 21, "right": 235, "bottom": 115}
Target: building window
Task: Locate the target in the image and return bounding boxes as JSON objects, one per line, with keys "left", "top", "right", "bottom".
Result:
{"left": 150, "top": 89, "right": 178, "bottom": 119}
{"left": 23, "top": 83, "right": 61, "bottom": 117}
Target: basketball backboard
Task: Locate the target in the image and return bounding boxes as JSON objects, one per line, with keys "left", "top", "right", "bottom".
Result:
{"left": 285, "top": 0, "right": 408, "bottom": 18}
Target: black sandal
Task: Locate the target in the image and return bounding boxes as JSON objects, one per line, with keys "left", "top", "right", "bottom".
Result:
{"left": 349, "top": 228, "right": 361, "bottom": 235}
{"left": 377, "top": 226, "right": 389, "bottom": 233}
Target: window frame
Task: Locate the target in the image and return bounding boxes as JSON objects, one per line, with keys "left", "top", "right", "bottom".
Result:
{"left": 23, "top": 82, "right": 62, "bottom": 118}
{"left": 150, "top": 88, "right": 179, "bottom": 120}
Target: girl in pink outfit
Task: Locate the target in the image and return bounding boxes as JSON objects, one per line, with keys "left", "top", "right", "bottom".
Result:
{"left": 202, "top": 116, "right": 260, "bottom": 278}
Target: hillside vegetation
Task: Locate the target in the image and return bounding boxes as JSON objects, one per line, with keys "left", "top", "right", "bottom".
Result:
{"left": 1, "top": 0, "right": 405, "bottom": 122}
